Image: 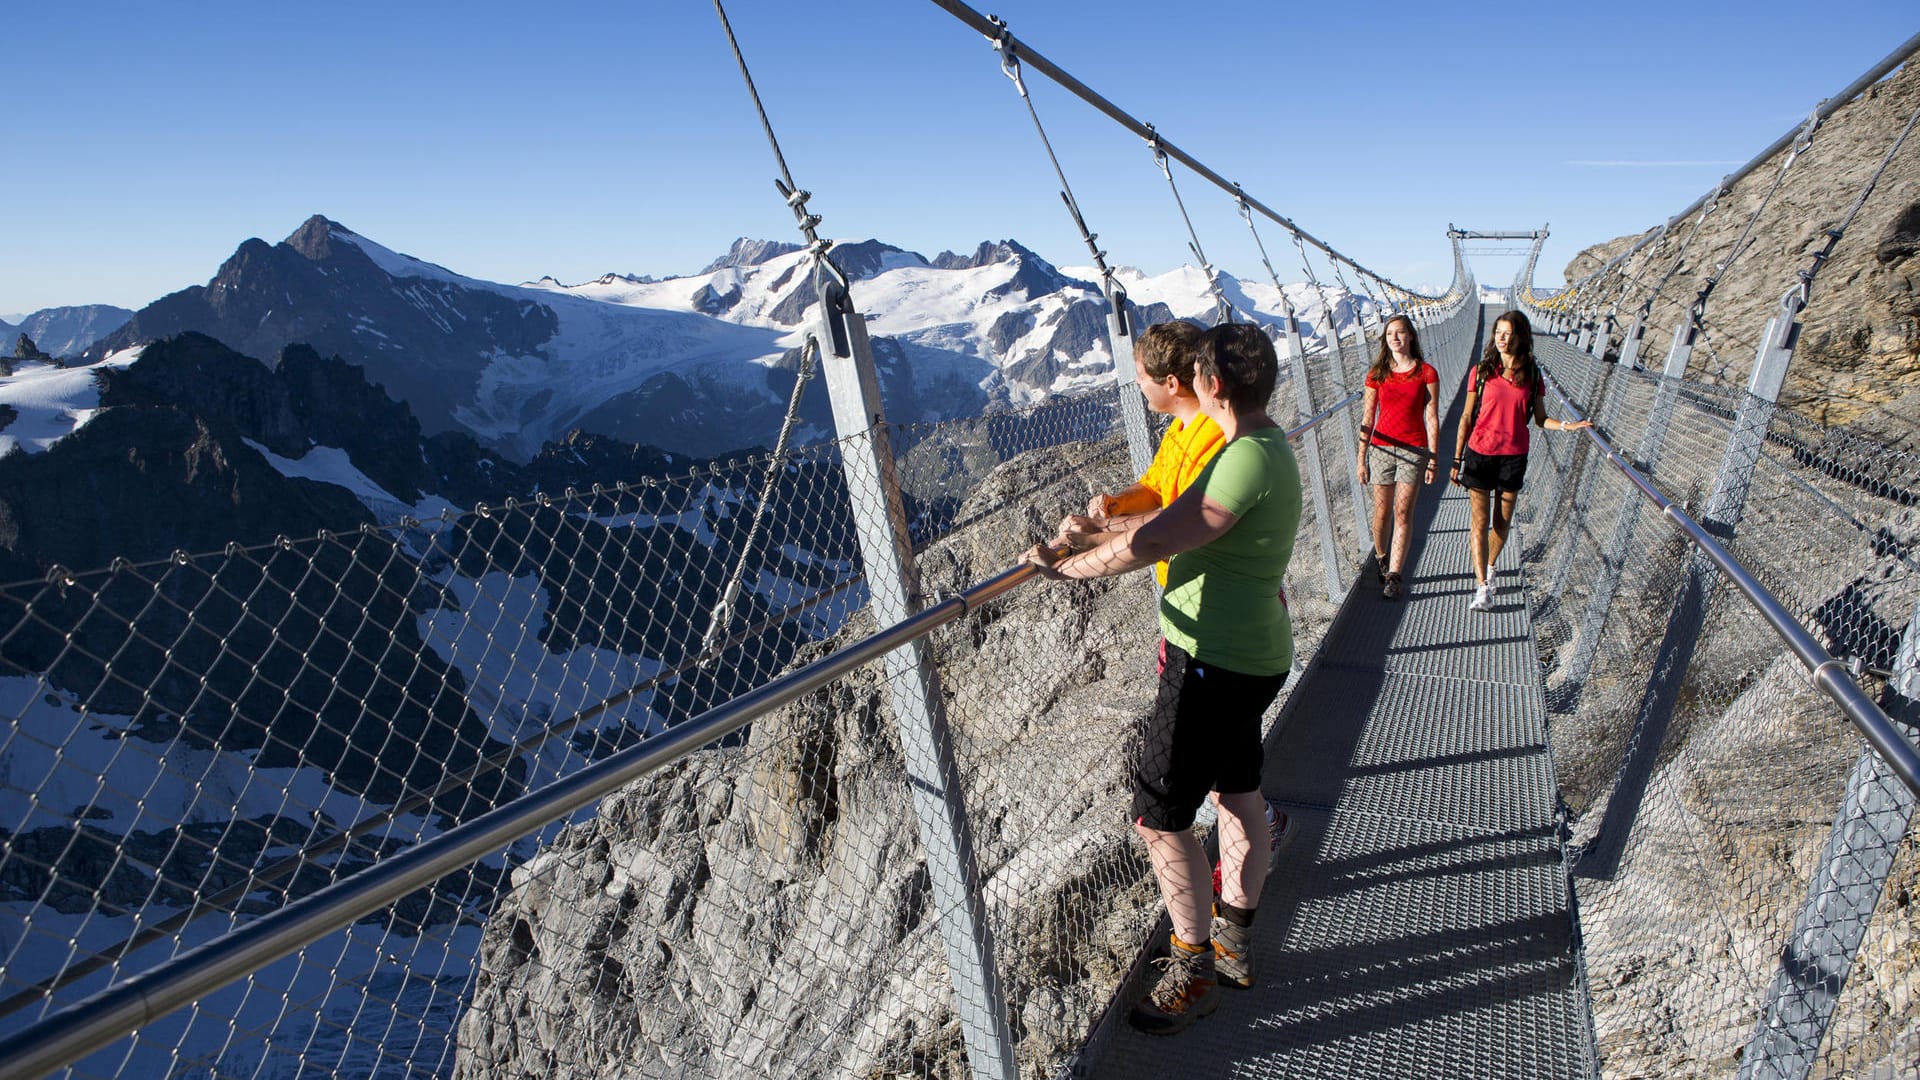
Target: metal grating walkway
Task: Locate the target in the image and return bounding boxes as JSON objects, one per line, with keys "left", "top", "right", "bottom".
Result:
{"left": 1087, "top": 309, "right": 1598, "bottom": 1079}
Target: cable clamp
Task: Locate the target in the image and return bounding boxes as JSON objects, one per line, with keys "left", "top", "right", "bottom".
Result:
{"left": 1146, "top": 126, "right": 1171, "bottom": 177}
{"left": 989, "top": 17, "right": 1028, "bottom": 95}
{"left": 1809, "top": 657, "right": 1849, "bottom": 690}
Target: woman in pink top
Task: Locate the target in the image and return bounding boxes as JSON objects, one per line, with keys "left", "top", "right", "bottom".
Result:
{"left": 1450, "top": 310, "right": 1591, "bottom": 612}
{"left": 1357, "top": 314, "right": 1439, "bottom": 601}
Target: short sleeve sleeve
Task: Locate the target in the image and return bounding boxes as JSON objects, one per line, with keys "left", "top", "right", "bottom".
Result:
{"left": 1422, "top": 363, "right": 1439, "bottom": 386}
{"left": 1197, "top": 438, "right": 1271, "bottom": 517}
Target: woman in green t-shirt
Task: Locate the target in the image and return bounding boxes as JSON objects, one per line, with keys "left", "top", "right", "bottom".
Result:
{"left": 1024, "top": 322, "right": 1301, "bottom": 1036}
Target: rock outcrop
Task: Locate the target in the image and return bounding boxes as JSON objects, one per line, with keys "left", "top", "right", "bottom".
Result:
{"left": 1564, "top": 59, "right": 1920, "bottom": 447}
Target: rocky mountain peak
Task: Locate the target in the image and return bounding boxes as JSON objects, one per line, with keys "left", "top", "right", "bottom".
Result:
{"left": 820, "top": 239, "right": 924, "bottom": 282}
{"left": 699, "top": 237, "right": 802, "bottom": 274}
{"left": 933, "top": 239, "right": 1044, "bottom": 271}
{"left": 284, "top": 214, "right": 351, "bottom": 261}
{"left": 13, "top": 334, "right": 50, "bottom": 363}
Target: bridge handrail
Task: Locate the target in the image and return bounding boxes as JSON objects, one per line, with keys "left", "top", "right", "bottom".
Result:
{"left": 1540, "top": 369, "right": 1920, "bottom": 797}
{"left": 0, "top": 386, "right": 1371, "bottom": 1080}
{"left": 0, "top": 557, "right": 1042, "bottom": 1080}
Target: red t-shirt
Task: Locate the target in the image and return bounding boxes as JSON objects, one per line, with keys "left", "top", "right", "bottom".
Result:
{"left": 1467, "top": 370, "right": 1545, "bottom": 456}
{"left": 1366, "top": 362, "right": 1439, "bottom": 449}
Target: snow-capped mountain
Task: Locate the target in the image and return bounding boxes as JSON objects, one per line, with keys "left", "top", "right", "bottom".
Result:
{"left": 0, "top": 215, "right": 1388, "bottom": 1077}
{"left": 7, "top": 304, "right": 134, "bottom": 359}
{"left": 81, "top": 216, "right": 1373, "bottom": 463}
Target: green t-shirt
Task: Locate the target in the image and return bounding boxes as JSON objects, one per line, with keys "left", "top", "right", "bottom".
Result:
{"left": 1159, "top": 427, "right": 1301, "bottom": 676}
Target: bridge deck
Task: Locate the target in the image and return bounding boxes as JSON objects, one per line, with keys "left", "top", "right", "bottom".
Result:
{"left": 1086, "top": 309, "right": 1598, "bottom": 1079}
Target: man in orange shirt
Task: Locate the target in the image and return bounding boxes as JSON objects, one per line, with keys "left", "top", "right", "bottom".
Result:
{"left": 1063, "top": 320, "right": 1223, "bottom": 587}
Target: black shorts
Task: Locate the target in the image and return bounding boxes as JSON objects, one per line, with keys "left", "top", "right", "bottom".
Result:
{"left": 1131, "top": 640, "right": 1289, "bottom": 831}
{"left": 1458, "top": 448, "right": 1528, "bottom": 493}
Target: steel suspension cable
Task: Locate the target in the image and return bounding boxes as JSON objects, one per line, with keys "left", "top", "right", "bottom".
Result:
{"left": 702, "top": 339, "right": 819, "bottom": 651}
{"left": 930, "top": 0, "right": 1441, "bottom": 302}
{"left": 1146, "top": 128, "right": 1237, "bottom": 325}
{"left": 1235, "top": 192, "right": 1303, "bottom": 331}
{"left": 711, "top": 0, "right": 849, "bottom": 299}
{"left": 1291, "top": 232, "right": 1351, "bottom": 356}
{"left": 987, "top": 23, "right": 1131, "bottom": 318}
{"left": 1688, "top": 112, "right": 1822, "bottom": 323}
{"left": 1566, "top": 32, "right": 1920, "bottom": 300}
{"left": 1325, "top": 256, "right": 1378, "bottom": 335}
{"left": 1794, "top": 92, "right": 1920, "bottom": 307}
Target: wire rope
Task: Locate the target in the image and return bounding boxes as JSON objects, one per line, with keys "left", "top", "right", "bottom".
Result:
{"left": 1146, "top": 127, "right": 1236, "bottom": 325}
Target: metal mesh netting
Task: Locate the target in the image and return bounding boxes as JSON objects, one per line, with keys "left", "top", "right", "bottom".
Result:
{"left": 0, "top": 436, "right": 890, "bottom": 1076}
{"left": 0, "top": 316, "right": 1408, "bottom": 1080}
{"left": 1524, "top": 333, "right": 1920, "bottom": 1078}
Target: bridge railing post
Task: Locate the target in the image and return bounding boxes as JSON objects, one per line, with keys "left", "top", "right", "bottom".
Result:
{"left": 1287, "top": 321, "right": 1346, "bottom": 602}
{"left": 812, "top": 270, "right": 1017, "bottom": 1080}
{"left": 1326, "top": 313, "right": 1373, "bottom": 558}
{"left": 1522, "top": 340, "right": 1600, "bottom": 544}
{"left": 1616, "top": 312, "right": 1649, "bottom": 370}
{"left": 1105, "top": 303, "right": 1157, "bottom": 480}
{"left": 1738, "top": 593, "right": 1920, "bottom": 1080}
{"left": 1558, "top": 324, "right": 1695, "bottom": 697}
{"left": 1576, "top": 308, "right": 1792, "bottom": 879}
{"left": 1542, "top": 344, "right": 1622, "bottom": 602}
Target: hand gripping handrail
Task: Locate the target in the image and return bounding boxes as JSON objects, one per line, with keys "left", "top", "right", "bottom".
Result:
{"left": 0, "top": 406, "right": 1356, "bottom": 1080}
{"left": 1540, "top": 371, "right": 1920, "bottom": 798}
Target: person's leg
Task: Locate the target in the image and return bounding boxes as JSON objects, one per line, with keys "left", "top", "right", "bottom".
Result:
{"left": 1370, "top": 481, "right": 1393, "bottom": 569}
{"left": 1486, "top": 490, "right": 1519, "bottom": 575}
{"left": 1389, "top": 481, "right": 1419, "bottom": 574}
{"left": 1134, "top": 820, "right": 1212, "bottom": 944}
{"left": 1467, "top": 487, "right": 1492, "bottom": 587}
{"left": 1212, "top": 788, "right": 1270, "bottom": 910}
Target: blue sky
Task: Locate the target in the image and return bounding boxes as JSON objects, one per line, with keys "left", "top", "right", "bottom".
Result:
{"left": 5, "top": 1, "right": 1915, "bottom": 314}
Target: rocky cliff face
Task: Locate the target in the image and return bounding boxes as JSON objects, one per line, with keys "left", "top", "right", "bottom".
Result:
{"left": 1564, "top": 59, "right": 1920, "bottom": 446}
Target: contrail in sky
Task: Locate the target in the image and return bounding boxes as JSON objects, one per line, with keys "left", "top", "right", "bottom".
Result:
{"left": 1565, "top": 160, "right": 1745, "bottom": 167}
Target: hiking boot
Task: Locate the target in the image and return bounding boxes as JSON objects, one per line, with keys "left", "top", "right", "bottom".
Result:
{"left": 1129, "top": 936, "right": 1219, "bottom": 1035}
{"left": 1210, "top": 912, "right": 1255, "bottom": 989}
{"left": 1266, "top": 800, "right": 1296, "bottom": 852}
{"left": 1382, "top": 571, "right": 1402, "bottom": 601}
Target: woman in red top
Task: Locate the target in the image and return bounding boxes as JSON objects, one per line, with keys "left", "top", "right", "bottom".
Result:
{"left": 1451, "top": 310, "right": 1591, "bottom": 612}
{"left": 1356, "top": 314, "right": 1439, "bottom": 600}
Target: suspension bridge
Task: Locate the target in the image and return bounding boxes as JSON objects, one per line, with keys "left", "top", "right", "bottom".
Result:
{"left": 2, "top": 4, "right": 1918, "bottom": 1078}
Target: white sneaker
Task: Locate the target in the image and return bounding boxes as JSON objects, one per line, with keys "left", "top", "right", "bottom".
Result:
{"left": 1470, "top": 583, "right": 1494, "bottom": 611}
